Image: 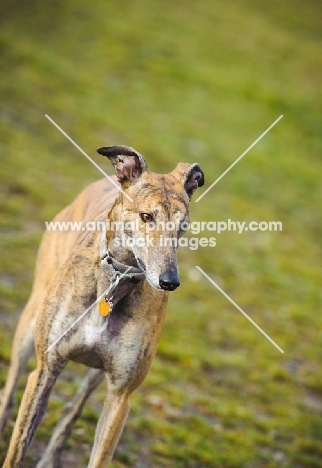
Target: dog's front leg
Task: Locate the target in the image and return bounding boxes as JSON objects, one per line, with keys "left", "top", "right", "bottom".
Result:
{"left": 88, "top": 385, "right": 130, "bottom": 468}
{"left": 37, "top": 368, "right": 104, "bottom": 468}
{"left": 0, "top": 296, "right": 38, "bottom": 435}
{"left": 3, "top": 364, "right": 63, "bottom": 468}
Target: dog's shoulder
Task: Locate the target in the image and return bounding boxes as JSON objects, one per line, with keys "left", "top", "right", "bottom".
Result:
{"left": 34, "top": 177, "right": 119, "bottom": 291}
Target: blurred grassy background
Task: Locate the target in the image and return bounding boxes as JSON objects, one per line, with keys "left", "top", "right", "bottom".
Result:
{"left": 0, "top": 0, "right": 321, "bottom": 466}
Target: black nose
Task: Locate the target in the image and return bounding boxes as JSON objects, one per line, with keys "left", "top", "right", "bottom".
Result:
{"left": 159, "top": 271, "right": 180, "bottom": 291}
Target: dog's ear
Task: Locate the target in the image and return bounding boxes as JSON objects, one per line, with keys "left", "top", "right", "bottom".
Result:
{"left": 171, "top": 162, "right": 204, "bottom": 198}
{"left": 97, "top": 145, "right": 148, "bottom": 183}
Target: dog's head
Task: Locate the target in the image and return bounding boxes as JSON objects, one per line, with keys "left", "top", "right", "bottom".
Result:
{"left": 97, "top": 145, "right": 204, "bottom": 291}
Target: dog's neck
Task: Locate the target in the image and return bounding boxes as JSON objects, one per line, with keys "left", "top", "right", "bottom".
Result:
{"left": 98, "top": 234, "right": 145, "bottom": 310}
{"left": 99, "top": 197, "right": 145, "bottom": 289}
{"left": 104, "top": 196, "right": 138, "bottom": 267}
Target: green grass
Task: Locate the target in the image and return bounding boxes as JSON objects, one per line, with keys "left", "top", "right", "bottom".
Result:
{"left": 0, "top": 0, "right": 322, "bottom": 466}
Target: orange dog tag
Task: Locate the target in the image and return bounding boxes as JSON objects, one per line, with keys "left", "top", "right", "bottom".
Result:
{"left": 99, "top": 298, "right": 112, "bottom": 316}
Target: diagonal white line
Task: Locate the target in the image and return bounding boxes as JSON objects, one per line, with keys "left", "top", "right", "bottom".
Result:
{"left": 45, "top": 267, "right": 132, "bottom": 354}
{"left": 45, "top": 114, "right": 133, "bottom": 202}
{"left": 195, "top": 115, "right": 283, "bottom": 202}
{"left": 196, "top": 266, "right": 284, "bottom": 353}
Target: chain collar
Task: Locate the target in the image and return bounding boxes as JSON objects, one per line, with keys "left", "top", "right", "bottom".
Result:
{"left": 100, "top": 231, "right": 145, "bottom": 285}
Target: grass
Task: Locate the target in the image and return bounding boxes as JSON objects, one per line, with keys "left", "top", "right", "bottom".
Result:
{"left": 0, "top": 0, "right": 322, "bottom": 466}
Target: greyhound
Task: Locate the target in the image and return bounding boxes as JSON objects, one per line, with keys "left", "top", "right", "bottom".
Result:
{"left": 0, "top": 145, "right": 204, "bottom": 467}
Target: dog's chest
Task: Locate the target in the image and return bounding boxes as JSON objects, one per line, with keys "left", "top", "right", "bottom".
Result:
{"left": 83, "top": 310, "right": 109, "bottom": 347}
{"left": 69, "top": 305, "right": 149, "bottom": 374}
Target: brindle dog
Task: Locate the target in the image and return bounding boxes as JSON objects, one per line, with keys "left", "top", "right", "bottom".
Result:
{"left": 0, "top": 146, "right": 204, "bottom": 467}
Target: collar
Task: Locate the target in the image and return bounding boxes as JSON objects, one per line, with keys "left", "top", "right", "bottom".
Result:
{"left": 100, "top": 231, "right": 145, "bottom": 285}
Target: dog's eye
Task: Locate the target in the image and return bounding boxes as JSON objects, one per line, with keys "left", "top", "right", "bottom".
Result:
{"left": 140, "top": 213, "right": 153, "bottom": 223}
